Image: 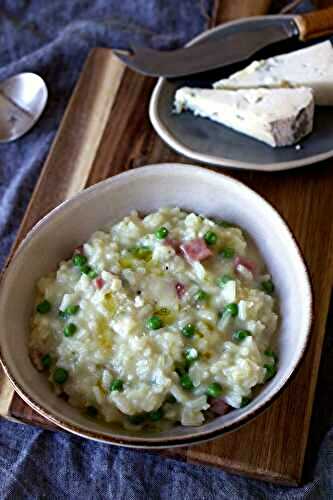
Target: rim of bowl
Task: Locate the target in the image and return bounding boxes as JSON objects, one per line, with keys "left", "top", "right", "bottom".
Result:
{"left": 0, "top": 163, "right": 313, "bottom": 448}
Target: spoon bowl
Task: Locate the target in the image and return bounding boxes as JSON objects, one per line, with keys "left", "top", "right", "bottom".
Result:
{"left": 0, "top": 73, "right": 48, "bottom": 143}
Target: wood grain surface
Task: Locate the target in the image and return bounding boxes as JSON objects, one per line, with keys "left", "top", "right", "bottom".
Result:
{"left": 295, "top": 5, "right": 333, "bottom": 40}
{"left": 211, "top": 0, "right": 271, "bottom": 25}
{"left": 3, "top": 0, "right": 331, "bottom": 486}
{"left": 0, "top": 50, "right": 125, "bottom": 413}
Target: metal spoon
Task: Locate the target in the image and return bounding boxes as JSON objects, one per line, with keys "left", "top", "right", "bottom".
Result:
{"left": 0, "top": 73, "right": 48, "bottom": 143}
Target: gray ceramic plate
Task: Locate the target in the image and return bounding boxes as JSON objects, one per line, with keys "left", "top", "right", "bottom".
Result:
{"left": 149, "top": 16, "right": 333, "bottom": 171}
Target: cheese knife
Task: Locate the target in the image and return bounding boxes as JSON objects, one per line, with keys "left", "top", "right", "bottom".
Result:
{"left": 113, "top": 7, "right": 333, "bottom": 78}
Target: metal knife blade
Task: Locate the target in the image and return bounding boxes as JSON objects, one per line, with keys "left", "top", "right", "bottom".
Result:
{"left": 113, "top": 16, "right": 300, "bottom": 78}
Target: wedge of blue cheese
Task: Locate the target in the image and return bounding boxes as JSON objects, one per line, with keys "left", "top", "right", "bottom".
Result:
{"left": 174, "top": 87, "right": 314, "bottom": 147}
{"left": 213, "top": 41, "right": 333, "bottom": 106}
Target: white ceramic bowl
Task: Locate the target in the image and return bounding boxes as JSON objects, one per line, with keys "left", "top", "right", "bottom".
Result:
{"left": 0, "top": 164, "right": 312, "bottom": 448}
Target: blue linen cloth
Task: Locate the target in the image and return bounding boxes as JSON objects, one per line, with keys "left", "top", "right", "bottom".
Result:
{"left": 0, "top": 1, "right": 332, "bottom": 498}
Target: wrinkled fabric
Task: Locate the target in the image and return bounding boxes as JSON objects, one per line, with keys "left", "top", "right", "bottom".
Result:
{"left": 0, "top": 0, "right": 212, "bottom": 266}
{"left": 0, "top": 1, "right": 332, "bottom": 499}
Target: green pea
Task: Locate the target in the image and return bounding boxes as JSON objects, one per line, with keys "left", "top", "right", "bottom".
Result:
{"left": 217, "top": 275, "right": 233, "bottom": 288}
{"left": 64, "top": 305, "right": 80, "bottom": 316}
{"left": 86, "top": 406, "right": 98, "bottom": 417}
{"left": 81, "top": 264, "right": 92, "bottom": 275}
{"left": 232, "top": 330, "right": 251, "bottom": 342}
{"left": 110, "top": 379, "right": 124, "bottom": 392}
{"left": 220, "top": 247, "right": 235, "bottom": 259}
{"left": 128, "top": 414, "right": 145, "bottom": 425}
{"left": 155, "top": 226, "right": 169, "bottom": 240}
{"left": 41, "top": 353, "right": 52, "bottom": 369}
{"left": 64, "top": 323, "right": 77, "bottom": 337}
{"left": 146, "top": 316, "right": 163, "bottom": 330}
{"left": 240, "top": 396, "right": 251, "bottom": 407}
{"left": 166, "top": 394, "right": 177, "bottom": 404}
{"left": 206, "top": 382, "right": 223, "bottom": 398}
{"left": 223, "top": 303, "right": 238, "bottom": 318}
{"left": 53, "top": 367, "right": 68, "bottom": 384}
{"left": 264, "top": 364, "right": 277, "bottom": 381}
{"left": 261, "top": 279, "right": 274, "bottom": 294}
{"left": 72, "top": 254, "right": 87, "bottom": 268}
{"left": 181, "top": 323, "right": 196, "bottom": 338}
{"left": 179, "top": 374, "right": 194, "bottom": 391}
{"left": 87, "top": 270, "right": 98, "bottom": 279}
{"left": 194, "top": 290, "right": 209, "bottom": 302}
{"left": 204, "top": 231, "right": 217, "bottom": 246}
{"left": 58, "top": 310, "right": 67, "bottom": 319}
{"left": 184, "top": 347, "right": 199, "bottom": 363}
{"left": 36, "top": 300, "right": 51, "bottom": 314}
{"left": 264, "top": 350, "right": 278, "bottom": 364}
{"left": 148, "top": 408, "right": 163, "bottom": 421}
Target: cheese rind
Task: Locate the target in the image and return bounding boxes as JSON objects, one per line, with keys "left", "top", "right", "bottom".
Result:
{"left": 174, "top": 87, "right": 314, "bottom": 147}
{"left": 213, "top": 41, "right": 333, "bottom": 106}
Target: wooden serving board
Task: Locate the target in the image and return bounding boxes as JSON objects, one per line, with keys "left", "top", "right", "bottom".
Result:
{"left": 1, "top": 0, "right": 331, "bottom": 486}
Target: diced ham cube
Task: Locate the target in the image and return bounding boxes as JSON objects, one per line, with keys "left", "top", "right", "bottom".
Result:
{"left": 234, "top": 256, "right": 256, "bottom": 274}
{"left": 180, "top": 238, "right": 213, "bottom": 262}
{"left": 175, "top": 282, "right": 186, "bottom": 298}
{"left": 210, "top": 398, "right": 231, "bottom": 416}
{"left": 95, "top": 278, "right": 105, "bottom": 289}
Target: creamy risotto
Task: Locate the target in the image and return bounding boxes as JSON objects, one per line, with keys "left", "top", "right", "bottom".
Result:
{"left": 29, "top": 208, "right": 278, "bottom": 429}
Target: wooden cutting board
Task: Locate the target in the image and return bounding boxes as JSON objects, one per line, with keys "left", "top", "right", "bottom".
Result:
{"left": 1, "top": 0, "right": 331, "bottom": 486}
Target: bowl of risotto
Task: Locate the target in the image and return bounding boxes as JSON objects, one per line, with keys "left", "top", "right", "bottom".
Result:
{"left": 0, "top": 164, "right": 312, "bottom": 447}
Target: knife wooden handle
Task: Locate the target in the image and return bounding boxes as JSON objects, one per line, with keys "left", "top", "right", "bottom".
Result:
{"left": 295, "top": 6, "right": 333, "bottom": 41}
